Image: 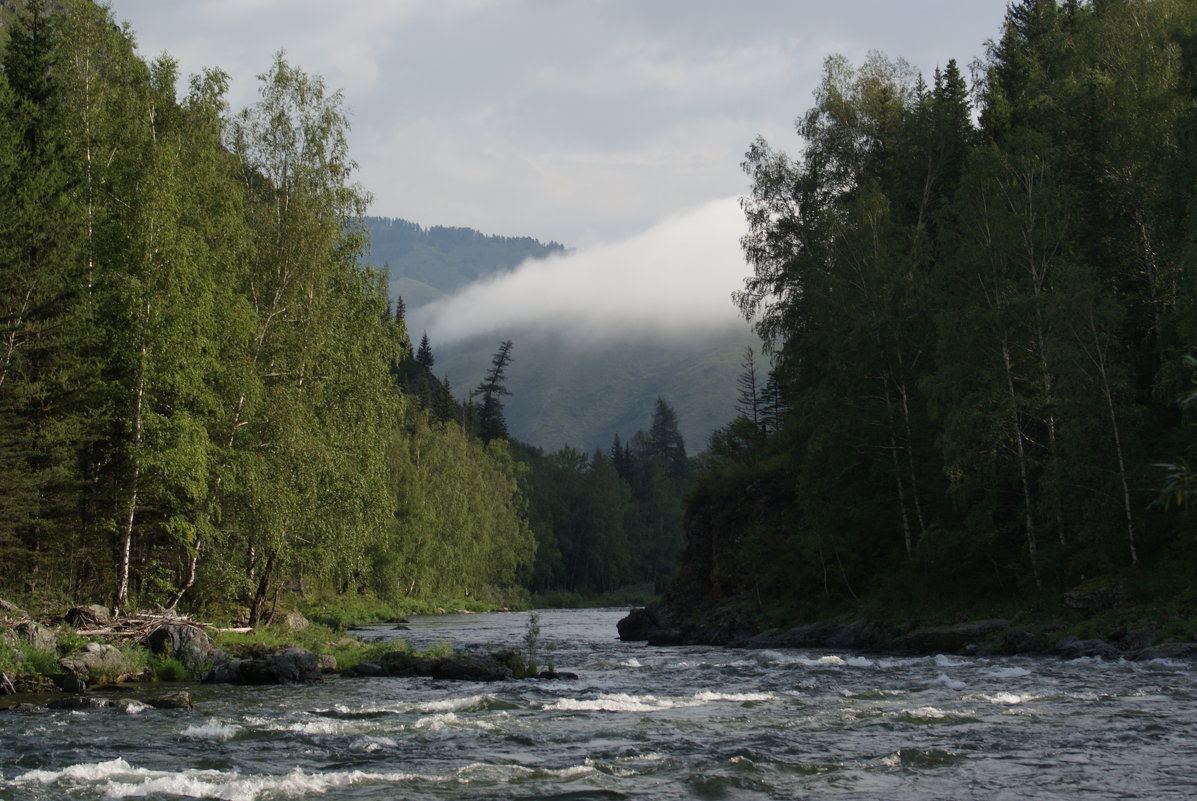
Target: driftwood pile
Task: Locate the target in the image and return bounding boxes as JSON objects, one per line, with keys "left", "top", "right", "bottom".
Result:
{"left": 69, "top": 608, "right": 250, "bottom": 641}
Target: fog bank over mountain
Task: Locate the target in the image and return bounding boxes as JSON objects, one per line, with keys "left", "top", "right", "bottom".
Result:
{"left": 409, "top": 197, "right": 749, "bottom": 345}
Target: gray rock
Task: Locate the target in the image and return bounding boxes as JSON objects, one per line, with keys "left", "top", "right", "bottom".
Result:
{"left": 617, "top": 603, "right": 678, "bottom": 642}
{"left": 59, "top": 643, "right": 145, "bottom": 682}
{"left": 1133, "top": 642, "right": 1197, "bottom": 661}
{"left": 0, "top": 598, "right": 27, "bottom": 618}
{"left": 374, "top": 652, "right": 512, "bottom": 682}
{"left": 352, "top": 661, "right": 383, "bottom": 676}
{"left": 112, "top": 698, "right": 149, "bottom": 714}
{"left": 537, "top": 670, "right": 578, "bottom": 680}
{"left": 13, "top": 621, "right": 58, "bottom": 653}
{"left": 278, "top": 611, "right": 310, "bottom": 633}
{"left": 63, "top": 605, "right": 111, "bottom": 628}
{"left": 47, "top": 696, "right": 111, "bottom": 710}
{"left": 143, "top": 623, "right": 214, "bottom": 667}
{"left": 1054, "top": 635, "right": 1123, "bottom": 660}
{"left": 316, "top": 654, "right": 337, "bottom": 673}
{"left": 58, "top": 674, "right": 87, "bottom": 693}
{"left": 202, "top": 646, "right": 322, "bottom": 685}
{"left": 147, "top": 691, "right": 194, "bottom": 709}
{"left": 891, "top": 619, "right": 1012, "bottom": 655}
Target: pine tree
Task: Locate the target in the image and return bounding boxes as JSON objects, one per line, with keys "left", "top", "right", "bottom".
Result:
{"left": 416, "top": 332, "right": 434, "bottom": 369}
{"left": 473, "top": 340, "right": 513, "bottom": 445}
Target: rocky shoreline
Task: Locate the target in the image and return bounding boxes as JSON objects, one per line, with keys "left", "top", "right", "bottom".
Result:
{"left": 2, "top": 601, "right": 574, "bottom": 710}
{"left": 617, "top": 600, "right": 1197, "bottom": 662}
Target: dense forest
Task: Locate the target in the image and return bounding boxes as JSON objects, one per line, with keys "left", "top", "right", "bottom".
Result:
{"left": 393, "top": 335, "right": 694, "bottom": 602}
{"left": 0, "top": 0, "right": 543, "bottom": 619}
{"left": 666, "top": 0, "right": 1197, "bottom": 628}
{"left": 0, "top": 0, "right": 691, "bottom": 618}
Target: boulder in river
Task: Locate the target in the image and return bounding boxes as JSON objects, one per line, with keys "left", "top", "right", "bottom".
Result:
{"left": 148, "top": 691, "right": 194, "bottom": 709}
{"left": 368, "top": 652, "right": 513, "bottom": 682}
{"left": 1053, "top": 635, "right": 1124, "bottom": 660}
{"left": 1132, "top": 642, "right": 1197, "bottom": 660}
{"left": 890, "top": 619, "right": 1012, "bottom": 654}
{"left": 617, "top": 602, "right": 679, "bottom": 642}
{"left": 202, "top": 645, "right": 322, "bottom": 685}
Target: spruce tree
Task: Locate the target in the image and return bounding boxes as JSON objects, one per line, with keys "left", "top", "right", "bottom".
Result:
{"left": 474, "top": 340, "right": 513, "bottom": 444}
{"left": 416, "top": 332, "right": 434, "bottom": 369}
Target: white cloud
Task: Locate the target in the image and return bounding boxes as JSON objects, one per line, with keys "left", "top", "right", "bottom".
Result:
{"left": 410, "top": 197, "right": 749, "bottom": 344}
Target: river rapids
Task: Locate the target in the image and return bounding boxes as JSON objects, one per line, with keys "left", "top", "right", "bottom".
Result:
{"left": 1, "top": 607, "right": 1194, "bottom": 799}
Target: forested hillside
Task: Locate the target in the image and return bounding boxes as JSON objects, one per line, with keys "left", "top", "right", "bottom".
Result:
{"left": 665, "top": 0, "right": 1197, "bottom": 628}
{"left": 365, "top": 216, "right": 565, "bottom": 309}
{"left": 365, "top": 216, "right": 754, "bottom": 453}
{"left": 0, "top": 0, "right": 534, "bottom": 618}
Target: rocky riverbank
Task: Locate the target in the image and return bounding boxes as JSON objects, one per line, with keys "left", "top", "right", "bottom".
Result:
{"left": 2, "top": 599, "right": 573, "bottom": 708}
{"left": 617, "top": 600, "right": 1197, "bottom": 661}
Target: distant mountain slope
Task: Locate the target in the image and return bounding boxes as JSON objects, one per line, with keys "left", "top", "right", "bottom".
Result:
{"left": 432, "top": 329, "right": 749, "bottom": 455}
{"left": 364, "top": 216, "right": 565, "bottom": 307}
{"left": 364, "top": 215, "right": 754, "bottom": 453}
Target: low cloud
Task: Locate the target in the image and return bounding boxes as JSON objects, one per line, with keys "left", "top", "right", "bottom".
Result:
{"left": 409, "top": 197, "right": 750, "bottom": 345}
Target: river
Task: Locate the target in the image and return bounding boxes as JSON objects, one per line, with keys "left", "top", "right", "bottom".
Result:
{"left": 2, "top": 607, "right": 1194, "bottom": 800}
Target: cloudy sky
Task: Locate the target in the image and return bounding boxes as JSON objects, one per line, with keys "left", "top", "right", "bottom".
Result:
{"left": 107, "top": 0, "right": 1011, "bottom": 250}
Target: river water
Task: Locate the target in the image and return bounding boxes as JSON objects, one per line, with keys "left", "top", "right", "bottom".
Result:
{"left": 1, "top": 607, "right": 1195, "bottom": 800}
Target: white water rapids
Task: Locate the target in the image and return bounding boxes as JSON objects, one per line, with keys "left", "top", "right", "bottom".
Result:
{"left": 2, "top": 608, "right": 1194, "bottom": 799}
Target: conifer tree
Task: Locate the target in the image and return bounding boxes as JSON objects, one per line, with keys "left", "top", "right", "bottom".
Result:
{"left": 416, "top": 332, "right": 434, "bottom": 369}
{"left": 474, "top": 340, "right": 513, "bottom": 444}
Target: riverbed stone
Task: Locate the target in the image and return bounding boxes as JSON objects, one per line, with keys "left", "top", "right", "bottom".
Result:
{"left": 1053, "top": 635, "right": 1123, "bottom": 660}
{"left": 617, "top": 603, "right": 677, "bottom": 642}
{"left": 47, "top": 696, "right": 112, "bottom": 710}
{"left": 148, "top": 691, "right": 194, "bottom": 709}
{"left": 1132, "top": 642, "right": 1197, "bottom": 661}
{"left": 371, "top": 651, "right": 513, "bottom": 682}
{"left": 891, "top": 619, "right": 1012, "bottom": 654}
{"left": 203, "top": 645, "right": 322, "bottom": 685}
{"left": 112, "top": 698, "right": 150, "bottom": 714}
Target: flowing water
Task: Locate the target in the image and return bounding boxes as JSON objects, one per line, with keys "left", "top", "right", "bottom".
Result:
{"left": 2, "top": 607, "right": 1195, "bottom": 800}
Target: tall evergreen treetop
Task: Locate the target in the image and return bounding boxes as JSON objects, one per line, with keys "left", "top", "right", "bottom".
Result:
{"left": 474, "top": 339, "right": 513, "bottom": 444}
{"left": 416, "top": 331, "right": 434, "bottom": 369}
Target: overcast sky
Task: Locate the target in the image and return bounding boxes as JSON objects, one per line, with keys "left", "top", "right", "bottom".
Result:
{"left": 107, "top": 0, "right": 1011, "bottom": 250}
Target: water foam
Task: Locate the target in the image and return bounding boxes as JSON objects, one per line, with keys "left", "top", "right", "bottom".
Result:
{"left": 180, "top": 719, "right": 243, "bottom": 742}
{"left": 14, "top": 760, "right": 443, "bottom": 800}
{"left": 985, "top": 666, "right": 1032, "bottom": 678}
{"left": 693, "top": 691, "right": 774, "bottom": 703}
{"left": 547, "top": 693, "right": 697, "bottom": 713}
{"left": 934, "top": 672, "right": 968, "bottom": 690}
{"left": 417, "top": 693, "right": 494, "bottom": 713}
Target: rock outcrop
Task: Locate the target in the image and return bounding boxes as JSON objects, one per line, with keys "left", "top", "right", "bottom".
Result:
{"left": 202, "top": 645, "right": 322, "bottom": 685}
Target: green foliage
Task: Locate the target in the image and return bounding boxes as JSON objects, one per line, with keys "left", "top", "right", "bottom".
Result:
{"left": 666, "top": 1, "right": 1197, "bottom": 626}
{"left": 148, "top": 652, "right": 194, "bottom": 682}
{"left": 0, "top": 2, "right": 537, "bottom": 618}
{"left": 516, "top": 397, "right": 694, "bottom": 598}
